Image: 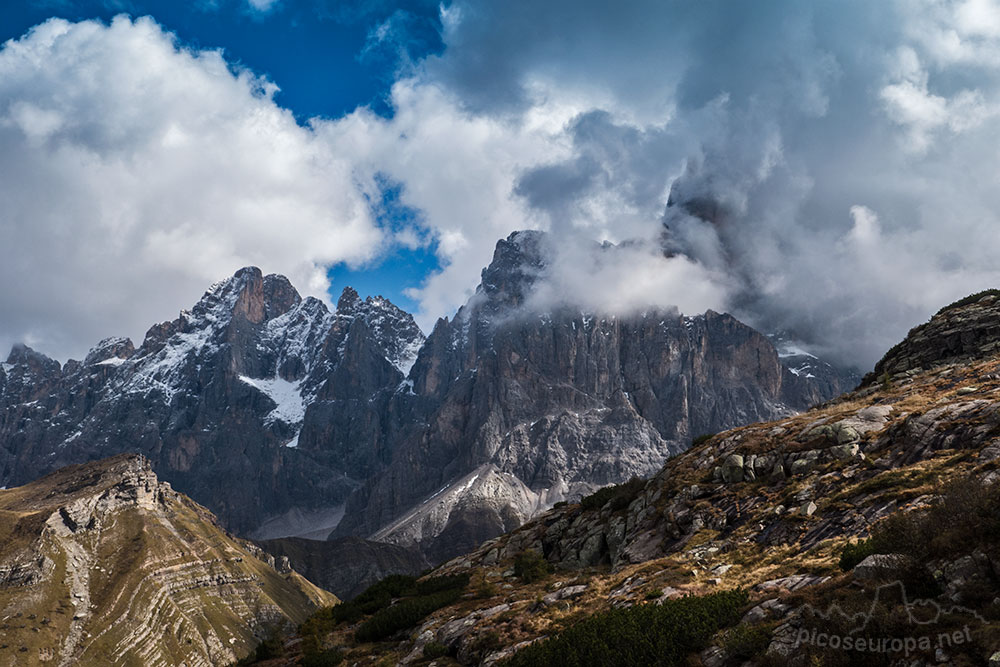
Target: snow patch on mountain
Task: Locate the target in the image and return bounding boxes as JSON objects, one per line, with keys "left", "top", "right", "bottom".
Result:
{"left": 392, "top": 338, "right": 424, "bottom": 375}
{"left": 369, "top": 464, "right": 545, "bottom": 548}
{"left": 239, "top": 375, "right": 306, "bottom": 425}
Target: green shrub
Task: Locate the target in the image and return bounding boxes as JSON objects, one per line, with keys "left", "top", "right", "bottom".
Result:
{"left": 513, "top": 550, "right": 550, "bottom": 584}
{"left": 301, "top": 571, "right": 470, "bottom": 646}
{"left": 247, "top": 635, "right": 284, "bottom": 662}
{"left": 477, "top": 582, "right": 499, "bottom": 598}
{"left": 720, "top": 622, "right": 774, "bottom": 660}
{"left": 691, "top": 433, "right": 716, "bottom": 447}
{"left": 354, "top": 574, "right": 417, "bottom": 606}
{"left": 300, "top": 648, "right": 344, "bottom": 667}
{"left": 500, "top": 589, "right": 749, "bottom": 667}
{"left": 839, "top": 537, "right": 880, "bottom": 571}
{"left": 580, "top": 477, "right": 646, "bottom": 512}
{"left": 874, "top": 478, "right": 1000, "bottom": 560}
{"left": 423, "top": 641, "right": 450, "bottom": 659}
{"left": 354, "top": 588, "right": 464, "bottom": 643}
{"left": 834, "top": 479, "right": 1000, "bottom": 597}
{"left": 415, "top": 573, "right": 470, "bottom": 596}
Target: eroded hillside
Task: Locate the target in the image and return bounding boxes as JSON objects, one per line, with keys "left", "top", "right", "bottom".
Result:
{"left": 0, "top": 454, "right": 336, "bottom": 666}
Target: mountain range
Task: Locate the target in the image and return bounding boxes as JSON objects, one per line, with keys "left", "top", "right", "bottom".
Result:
{"left": 6, "top": 239, "right": 1000, "bottom": 665}
{"left": 0, "top": 230, "right": 855, "bottom": 574}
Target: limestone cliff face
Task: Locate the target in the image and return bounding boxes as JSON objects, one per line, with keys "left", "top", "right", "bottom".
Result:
{"left": 0, "top": 454, "right": 335, "bottom": 667}
{"left": 332, "top": 231, "right": 853, "bottom": 561}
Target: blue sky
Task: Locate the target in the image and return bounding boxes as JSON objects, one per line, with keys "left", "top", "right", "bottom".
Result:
{"left": 0, "top": 1, "right": 442, "bottom": 118}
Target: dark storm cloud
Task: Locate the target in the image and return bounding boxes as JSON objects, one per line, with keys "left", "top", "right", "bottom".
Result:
{"left": 403, "top": 0, "right": 1000, "bottom": 369}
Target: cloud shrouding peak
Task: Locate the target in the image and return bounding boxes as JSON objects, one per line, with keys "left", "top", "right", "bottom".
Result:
{"left": 7, "top": 3, "right": 1000, "bottom": 370}
{"left": 399, "top": 0, "right": 1000, "bottom": 368}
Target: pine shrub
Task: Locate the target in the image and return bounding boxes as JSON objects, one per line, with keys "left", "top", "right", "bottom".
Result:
{"left": 500, "top": 589, "right": 749, "bottom": 667}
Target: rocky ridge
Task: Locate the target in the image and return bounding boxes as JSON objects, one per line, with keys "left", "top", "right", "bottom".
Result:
{"left": 863, "top": 291, "right": 1000, "bottom": 386}
{"left": 0, "top": 453, "right": 336, "bottom": 666}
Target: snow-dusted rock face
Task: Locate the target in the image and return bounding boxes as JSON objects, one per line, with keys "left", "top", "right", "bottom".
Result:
{"left": 0, "top": 267, "right": 424, "bottom": 534}
{"left": 768, "top": 332, "right": 860, "bottom": 405}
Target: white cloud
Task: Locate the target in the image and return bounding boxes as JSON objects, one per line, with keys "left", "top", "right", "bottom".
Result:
{"left": 9, "top": 2, "right": 1000, "bottom": 373}
{"left": 525, "top": 240, "right": 731, "bottom": 318}
{"left": 317, "top": 80, "right": 568, "bottom": 328}
{"left": 0, "top": 16, "right": 380, "bottom": 360}
{"left": 361, "top": 0, "right": 1000, "bottom": 369}
{"left": 246, "top": 0, "right": 280, "bottom": 12}
{"left": 847, "top": 205, "right": 881, "bottom": 246}
{"left": 880, "top": 47, "right": 996, "bottom": 151}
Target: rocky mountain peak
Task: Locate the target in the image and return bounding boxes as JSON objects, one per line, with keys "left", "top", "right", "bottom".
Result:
{"left": 221, "top": 266, "right": 301, "bottom": 326}
{"left": 4, "top": 343, "right": 59, "bottom": 374}
{"left": 83, "top": 336, "right": 135, "bottom": 366}
{"left": 336, "top": 285, "right": 363, "bottom": 314}
{"left": 477, "top": 229, "right": 548, "bottom": 310}
{"left": 262, "top": 272, "right": 302, "bottom": 316}
{"left": 179, "top": 266, "right": 302, "bottom": 331}
{"left": 862, "top": 289, "right": 1000, "bottom": 385}
{"left": 358, "top": 296, "right": 425, "bottom": 374}
{"left": 330, "top": 287, "right": 424, "bottom": 373}
{"left": 1, "top": 250, "right": 849, "bottom": 565}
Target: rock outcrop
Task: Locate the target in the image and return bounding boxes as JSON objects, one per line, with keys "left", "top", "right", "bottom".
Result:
{"left": 863, "top": 291, "right": 1000, "bottom": 385}
{"left": 0, "top": 454, "right": 336, "bottom": 666}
